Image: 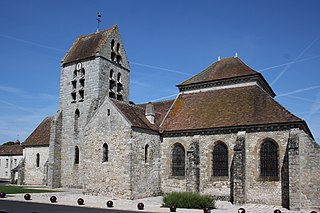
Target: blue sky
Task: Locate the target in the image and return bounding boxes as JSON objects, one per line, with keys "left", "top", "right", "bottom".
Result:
{"left": 1, "top": 0, "right": 320, "bottom": 143}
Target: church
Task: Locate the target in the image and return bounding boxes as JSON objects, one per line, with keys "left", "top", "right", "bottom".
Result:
{"left": 20, "top": 25, "right": 319, "bottom": 210}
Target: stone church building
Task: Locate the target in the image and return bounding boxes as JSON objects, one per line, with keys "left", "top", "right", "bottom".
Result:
{"left": 21, "top": 25, "right": 319, "bottom": 210}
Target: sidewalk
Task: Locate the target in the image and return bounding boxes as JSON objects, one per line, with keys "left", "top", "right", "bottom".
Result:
{"left": 1, "top": 188, "right": 317, "bottom": 213}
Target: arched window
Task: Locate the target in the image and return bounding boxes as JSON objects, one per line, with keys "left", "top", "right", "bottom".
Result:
{"left": 260, "top": 140, "right": 278, "bottom": 177}
{"left": 74, "top": 109, "right": 80, "bottom": 134}
{"left": 110, "top": 69, "right": 114, "bottom": 79}
{"left": 172, "top": 144, "right": 185, "bottom": 176}
{"left": 74, "top": 146, "right": 80, "bottom": 165}
{"left": 36, "top": 153, "right": 40, "bottom": 167}
{"left": 102, "top": 143, "right": 108, "bottom": 162}
{"left": 116, "top": 43, "right": 120, "bottom": 52}
{"left": 145, "top": 144, "right": 150, "bottom": 163}
{"left": 117, "top": 73, "right": 121, "bottom": 83}
{"left": 111, "top": 39, "right": 115, "bottom": 50}
{"left": 212, "top": 143, "right": 228, "bottom": 176}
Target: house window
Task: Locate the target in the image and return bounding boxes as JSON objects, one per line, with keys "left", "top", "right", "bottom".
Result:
{"left": 145, "top": 144, "right": 150, "bottom": 163}
{"left": 74, "top": 146, "right": 80, "bottom": 165}
{"left": 212, "top": 143, "right": 228, "bottom": 176}
{"left": 172, "top": 144, "right": 185, "bottom": 176}
{"left": 14, "top": 159, "right": 17, "bottom": 167}
{"left": 36, "top": 153, "right": 40, "bottom": 167}
{"left": 260, "top": 140, "right": 278, "bottom": 177}
{"left": 5, "top": 159, "right": 8, "bottom": 168}
{"left": 102, "top": 143, "right": 108, "bottom": 163}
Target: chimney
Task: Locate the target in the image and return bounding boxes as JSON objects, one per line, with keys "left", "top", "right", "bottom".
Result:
{"left": 145, "top": 102, "right": 155, "bottom": 124}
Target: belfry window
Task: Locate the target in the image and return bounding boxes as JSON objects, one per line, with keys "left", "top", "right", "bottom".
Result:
{"left": 172, "top": 144, "right": 185, "bottom": 176}
{"left": 260, "top": 140, "right": 278, "bottom": 177}
{"left": 102, "top": 143, "right": 108, "bottom": 163}
{"left": 36, "top": 153, "right": 40, "bottom": 167}
{"left": 212, "top": 143, "right": 228, "bottom": 176}
{"left": 74, "top": 146, "right": 80, "bottom": 165}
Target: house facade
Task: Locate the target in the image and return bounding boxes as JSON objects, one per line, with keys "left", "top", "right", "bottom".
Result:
{"left": 0, "top": 141, "right": 23, "bottom": 182}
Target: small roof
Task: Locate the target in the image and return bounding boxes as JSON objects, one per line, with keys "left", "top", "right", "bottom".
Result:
{"left": 23, "top": 117, "right": 53, "bottom": 147}
{"left": 62, "top": 26, "right": 117, "bottom": 65}
{"left": 0, "top": 144, "right": 23, "bottom": 156}
{"left": 179, "top": 57, "right": 258, "bottom": 86}
{"left": 112, "top": 99, "right": 173, "bottom": 131}
{"left": 178, "top": 58, "right": 274, "bottom": 96}
{"left": 160, "top": 86, "right": 303, "bottom": 132}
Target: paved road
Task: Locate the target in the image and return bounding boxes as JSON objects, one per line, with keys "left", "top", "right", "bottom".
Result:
{"left": 0, "top": 200, "right": 150, "bottom": 213}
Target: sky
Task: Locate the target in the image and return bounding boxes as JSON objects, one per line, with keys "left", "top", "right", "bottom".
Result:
{"left": 0, "top": 0, "right": 320, "bottom": 143}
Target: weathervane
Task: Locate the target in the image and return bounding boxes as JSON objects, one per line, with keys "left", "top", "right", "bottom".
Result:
{"left": 97, "top": 12, "right": 102, "bottom": 32}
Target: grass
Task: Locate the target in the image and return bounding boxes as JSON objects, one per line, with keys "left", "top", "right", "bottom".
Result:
{"left": 163, "top": 192, "right": 215, "bottom": 209}
{"left": 0, "top": 185, "right": 60, "bottom": 194}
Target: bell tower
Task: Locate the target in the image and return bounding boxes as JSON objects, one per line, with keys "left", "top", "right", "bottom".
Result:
{"left": 49, "top": 25, "right": 130, "bottom": 188}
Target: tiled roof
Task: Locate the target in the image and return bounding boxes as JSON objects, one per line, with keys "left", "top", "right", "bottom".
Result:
{"left": 22, "top": 117, "right": 52, "bottom": 147}
{"left": 179, "top": 57, "right": 260, "bottom": 86}
{"left": 0, "top": 144, "right": 23, "bottom": 156}
{"left": 62, "top": 26, "right": 116, "bottom": 65}
{"left": 160, "top": 86, "right": 303, "bottom": 132}
{"left": 112, "top": 99, "right": 174, "bottom": 131}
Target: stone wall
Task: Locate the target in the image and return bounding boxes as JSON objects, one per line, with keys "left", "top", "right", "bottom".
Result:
{"left": 244, "top": 130, "right": 290, "bottom": 206}
{"left": 23, "top": 146, "right": 49, "bottom": 185}
{"left": 161, "top": 129, "right": 320, "bottom": 209}
{"left": 298, "top": 130, "right": 320, "bottom": 210}
{"left": 48, "top": 110, "right": 62, "bottom": 188}
{"left": 130, "top": 128, "right": 161, "bottom": 199}
{"left": 161, "top": 133, "right": 238, "bottom": 197}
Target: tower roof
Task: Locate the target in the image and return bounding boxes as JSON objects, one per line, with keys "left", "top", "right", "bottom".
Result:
{"left": 62, "top": 25, "right": 117, "bottom": 65}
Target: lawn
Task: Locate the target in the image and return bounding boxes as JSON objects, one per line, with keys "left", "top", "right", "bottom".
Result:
{"left": 0, "top": 185, "right": 59, "bottom": 194}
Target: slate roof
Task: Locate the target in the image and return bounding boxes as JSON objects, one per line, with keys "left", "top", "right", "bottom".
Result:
{"left": 22, "top": 117, "right": 53, "bottom": 147}
{"left": 112, "top": 99, "right": 173, "bottom": 131}
{"left": 0, "top": 144, "right": 23, "bottom": 156}
{"left": 62, "top": 26, "right": 116, "bottom": 65}
{"left": 160, "top": 86, "right": 304, "bottom": 132}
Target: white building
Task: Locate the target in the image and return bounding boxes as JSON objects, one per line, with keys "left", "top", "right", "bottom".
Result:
{"left": 0, "top": 141, "right": 23, "bottom": 182}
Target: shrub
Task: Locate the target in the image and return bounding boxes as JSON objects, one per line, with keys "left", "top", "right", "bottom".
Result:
{"left": 163, "top": 192, "right": 215, "bottom": 209}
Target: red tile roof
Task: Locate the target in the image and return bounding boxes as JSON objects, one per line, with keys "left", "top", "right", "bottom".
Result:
{"left": 160, "top": 86, "right": 303, "bottom": 132}
{"left": 179, "top": 57, "right": 258, "bottom": 86}
{"left": 0, "top": 144, "right": 23, "bottom": 156}
{"left": 112, "top": 99, "right": 173, "bottom": 131}
{"left": 22, "top": 117, "right": 52, "bottom": 147}
{"left": 62, "top": 26, "right": 116, "bottom": 65}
